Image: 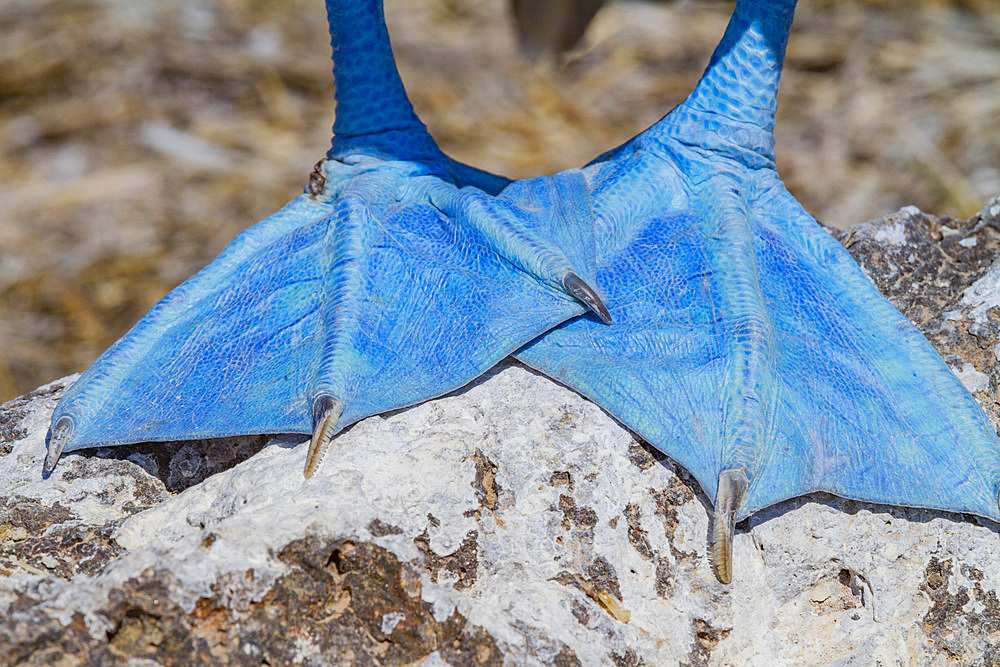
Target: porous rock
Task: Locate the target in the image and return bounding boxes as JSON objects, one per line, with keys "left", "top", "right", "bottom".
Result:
{"left": 0, "top": 198, "right": 998, "bottom": 665}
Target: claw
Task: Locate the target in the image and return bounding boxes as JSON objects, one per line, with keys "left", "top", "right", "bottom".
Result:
{"left": 563, "top": 272, "right": 612, "bottom": 325}
{"left": 304, "top": 395, "right": 344, "bottom": 478}
{"left": 43, "top": 416, "right": 73, "bottom": 475}
{"left": 711, "top": 468, "right": 748, "bottom": 584}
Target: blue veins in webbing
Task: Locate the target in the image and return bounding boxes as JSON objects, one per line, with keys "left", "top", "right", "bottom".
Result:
{"left": 45, "top": 153, "right": 612, "bottom": 477}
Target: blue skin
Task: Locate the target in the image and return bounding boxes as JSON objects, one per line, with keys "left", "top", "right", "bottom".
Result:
{"left": 46, "top": 0, "right": 1000, "bottom": 576}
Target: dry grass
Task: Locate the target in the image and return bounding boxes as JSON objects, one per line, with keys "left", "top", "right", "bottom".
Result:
{"left": 1, "top": 0, "right": 998, "bottom": 400}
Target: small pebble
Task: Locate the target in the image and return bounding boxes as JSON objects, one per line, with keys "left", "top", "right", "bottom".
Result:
{"left": 0, "top": 525, "right": 29, "bottom": 542}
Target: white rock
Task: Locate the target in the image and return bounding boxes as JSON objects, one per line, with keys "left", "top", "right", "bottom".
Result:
{"left": 873, "top": 221, "right": 908, "bottom": 246}
{"left": 963, "top": 260, "right": 1000, "bottom": 329}
{"left": 952, "top": 361, "right": 991, "bottom": 395}
{"left": 1, "top": 362, "right": 998, "bottom": 664}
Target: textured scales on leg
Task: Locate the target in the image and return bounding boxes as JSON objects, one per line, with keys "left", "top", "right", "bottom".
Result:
{"left": 44, "top": 0, "right": 612, "bottom": 474}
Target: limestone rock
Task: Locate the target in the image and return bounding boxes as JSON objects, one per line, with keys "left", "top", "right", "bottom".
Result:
{"left": 0, "top": 198, "right": 999, "bottom": 665}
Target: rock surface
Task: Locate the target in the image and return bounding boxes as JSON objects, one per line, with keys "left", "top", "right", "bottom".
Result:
{"left": 0, "top": 198, "right": 999, "bottom": 665}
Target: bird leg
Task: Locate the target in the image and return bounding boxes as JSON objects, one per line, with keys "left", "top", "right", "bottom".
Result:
{"left": 45, "top": 0, "right": 611, "bottom": 475}
{"left": 517, "top": 0, "right": 1000, "bottom": 582}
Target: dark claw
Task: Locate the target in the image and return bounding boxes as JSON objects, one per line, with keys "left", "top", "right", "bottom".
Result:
{"left": 304, "top": 395, "right": 344, "bottom": 478}
{"left": 306, "top": 159, "right": 327, "bottom": 197}
{"left": 711, "top": 468, "right": 748, "bottom": 584}
{"left": 43, "top": 416, "right": 73, "bottom": 475}
{"left": 563, "top": 271, "right": 613, "bottom": 325}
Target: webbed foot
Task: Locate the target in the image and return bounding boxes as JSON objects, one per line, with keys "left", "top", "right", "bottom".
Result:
{"left": 45, "top": 0, "right": 611, "bottom": 476}
{"left": 516, "top": 0, "right": 1000, "bottom": 581}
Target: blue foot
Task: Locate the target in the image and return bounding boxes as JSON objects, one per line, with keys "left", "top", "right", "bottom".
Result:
{"left": 45, "top": 0, "right": 611, "bottom": 476}
{"left": 516, "top": 0, "right": 1000, "bottom": 581}
{"left": 45, "top": 155, "right": 615, "bottom": 475}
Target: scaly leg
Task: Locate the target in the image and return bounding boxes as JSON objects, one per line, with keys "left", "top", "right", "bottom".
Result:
{"left": 45, "top": 0, "right": 611, "bottom": 475}
{"left": 516, "top": 0, "right": 1000, "bottom": 581}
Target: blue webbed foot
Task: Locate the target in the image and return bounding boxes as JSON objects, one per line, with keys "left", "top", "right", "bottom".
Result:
{"left": 45, "top": 0, "right": 612, "bottom": 476}
{"left": 515, "top": 0, "right": 1000, "bottom": 581}
{"left": 46, "top": 154, "right": 611, "bottom": 476}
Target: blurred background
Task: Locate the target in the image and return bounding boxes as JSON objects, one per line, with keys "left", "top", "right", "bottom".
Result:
{"left": 1, "top": 0, "right": 999, "bottom": 402}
